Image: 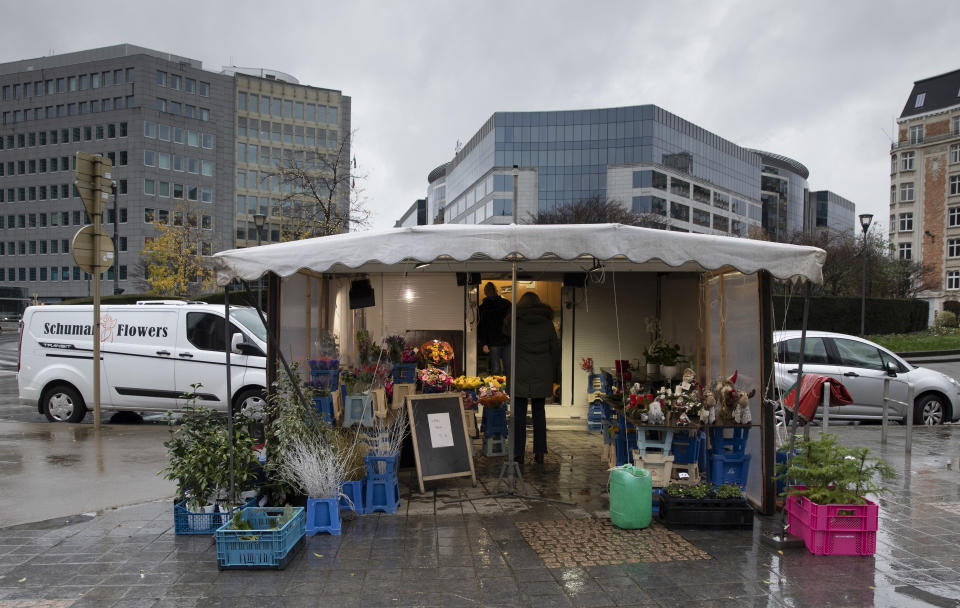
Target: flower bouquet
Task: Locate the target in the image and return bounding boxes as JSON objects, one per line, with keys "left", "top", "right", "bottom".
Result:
{"left": 477, "top": 376, "right": 509, "bottom": 408}
{"left": 418, "top": 366, "right": 454, "bottom": 393}
{"left": 420, "top": 340, "right": 454, "bottom": 366}
{"left": 401, "top": 346, "right": 419, "bottom": 363}
{"left": 580, "top": 356, "right": 594, "bottom": 373}
{"left": 384, "top": 335, "right": 407, "bottom": 365}
{"left": 452, "top": 376, "right": 484, "bottom": 391}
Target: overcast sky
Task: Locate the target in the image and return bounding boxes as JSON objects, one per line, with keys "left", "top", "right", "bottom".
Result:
{"left": 6, "top": 0, "right": 959, "bottom": 234}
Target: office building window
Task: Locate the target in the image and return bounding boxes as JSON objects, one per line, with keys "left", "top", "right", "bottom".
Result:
{"left": 670, "top": 202, "right": 690, "bottom": 222}
{"left": 950, "top": 207, "right": 960, "bottom": 227}
{"left": 952, "top": 144, "right": 960, "bottom": 164}
{"left": 951, "top": 175, "right": 960, "bottom": 196}
{"left": 898, "top": 242, "right": 912, "bottom": 260}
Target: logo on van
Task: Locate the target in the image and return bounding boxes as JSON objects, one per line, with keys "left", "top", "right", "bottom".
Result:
{"left": 41, "top": 313, "right": 170, "bottom": 343}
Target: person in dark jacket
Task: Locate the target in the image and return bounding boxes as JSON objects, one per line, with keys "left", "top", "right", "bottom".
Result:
{"left": 478, "top": 282, "right": 511, "bottom": 375}
{"left": 511, "top": 292, "right": 560, "bottom": 464}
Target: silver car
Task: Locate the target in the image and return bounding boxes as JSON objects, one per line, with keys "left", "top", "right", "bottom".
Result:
{"left": 773, "top": 330, "right": 960, "bottom": 425}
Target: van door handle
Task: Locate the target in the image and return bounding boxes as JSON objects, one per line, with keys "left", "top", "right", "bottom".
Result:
{"left": 788, "top": 368, "right": 799, "bottom": 373}
{"left": 156, "top": 350, "right": 171, "bottom": 356}
{"left": 843, "top": 372, "right": 859, "bottom": 377}
{"left": 178, "top": 352, "right": 194, "bottom": 358}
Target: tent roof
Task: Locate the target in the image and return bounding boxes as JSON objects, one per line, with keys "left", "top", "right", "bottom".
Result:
{"left": 212, "top": 223, "right": 825, "bottom": 285}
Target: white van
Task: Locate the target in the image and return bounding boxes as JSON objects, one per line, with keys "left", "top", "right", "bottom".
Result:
{"left": 17, "top": 301, "right": 267, "bottom": 423}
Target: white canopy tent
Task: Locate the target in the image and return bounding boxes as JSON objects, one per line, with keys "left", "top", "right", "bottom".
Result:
{"left": 213, "top": 223, "right": 824, "bottom": 284}
{"left": 212, "top": 223, "right": 825, "bottom": 512}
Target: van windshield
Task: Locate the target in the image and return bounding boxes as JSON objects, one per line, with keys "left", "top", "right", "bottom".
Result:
{"left": 230, "top": 307, "right": 267, "bottom": 343}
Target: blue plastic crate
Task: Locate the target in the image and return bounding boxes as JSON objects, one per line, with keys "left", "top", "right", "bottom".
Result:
{"left": 392, "top": 363, "right": 417, "bottom": 384}
{"left": 173, "top": 497, "right": 257, "bottom": 535}
{"left": 651, "top": 488, "right": 663, "bottom": 515}
{"left": 364, "top": 455, "right": 401, "bottom": 514}
{"left": 709, "top": 426, "right": 750, "bottom": 457}
{"left": 312, "top": 395, "right": 334, "bottom": 424}
{"left": 309, "top": 369, "right": 340, "bottom": 391}
{"left": 342, "top": 394, "right": 374, "bottom": 427}
{"left": 587, "top": 401, "right": 604, "bottom": 429}
{"left": 215, "top": 507, "right": 305, "bottom": 570}
{"left": 587, "top": 373, "right": 608, "bottom": 394}
{"left": 635, "top": 428, "right": 673, "bottom": 460}
{"left": 709, "top": 453, "right": 751, "bottom": 488}
{"left": 306, "top": 497, "right": 341, "bottom": 536}
{"left": 483, "top": 407, "right": 508, "bottom": 437}
{"left": 340, "top": 480, "right": 364, "bottom": 512}
{"left": 671, "top": 430, "right": 705, "bottom": 465}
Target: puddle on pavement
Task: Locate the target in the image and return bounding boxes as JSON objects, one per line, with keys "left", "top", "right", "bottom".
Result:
{"left": 46, "top": 454, "right": 81, "bottom": 467}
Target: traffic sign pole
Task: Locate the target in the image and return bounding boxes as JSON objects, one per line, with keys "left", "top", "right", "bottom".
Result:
{"left": 74, "top": 153, "right": 114, "bottom": 430}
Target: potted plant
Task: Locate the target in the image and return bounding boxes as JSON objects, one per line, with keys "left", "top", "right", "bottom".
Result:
{"left": 778, "top": 433, "right": 896, "bottom": 556}
{"left": 659, "top": 482, "right": 754, "bottom": 529}
{"left": 161, "top": 401, "right": 261, "bottom": 534}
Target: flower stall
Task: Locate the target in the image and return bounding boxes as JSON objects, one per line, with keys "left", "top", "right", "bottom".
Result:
{"left": 212, "top": 223, "right": 824, "bottom": 512}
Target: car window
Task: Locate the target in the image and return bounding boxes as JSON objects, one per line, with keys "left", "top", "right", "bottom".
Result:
{"left": 186, "top": 312, "right": 243, "bottom": 352}
{"left": 832, "top": 338, "right": 885, "bottom": 371}
{"left": 776, "top": 337, "right": 829, "bottom": 365}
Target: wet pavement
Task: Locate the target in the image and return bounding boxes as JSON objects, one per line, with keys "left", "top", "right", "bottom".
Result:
{"left": 0, "top": 422, "right": 959, "bottom": 607}
{"left": 0, "top": 422, "right": 174, "bottom": 528}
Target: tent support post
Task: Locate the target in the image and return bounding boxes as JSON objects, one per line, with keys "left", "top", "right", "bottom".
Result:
{"left": 761, "top": 280, "right": 810, "bottom": 550}
{"left": 224, "top": 285, "right": 235, "bottom": 506}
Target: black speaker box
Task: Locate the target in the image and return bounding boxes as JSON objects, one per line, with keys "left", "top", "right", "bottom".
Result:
{"left": 349, "top": 279, "right": 375, "bottom": 309}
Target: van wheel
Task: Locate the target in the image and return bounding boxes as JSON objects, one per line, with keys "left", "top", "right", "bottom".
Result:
{"left": 234, "top": 388, "right": 267, "bottom": 417}
{"left": 43, "top": 385, "right": 87, "bottom": 423}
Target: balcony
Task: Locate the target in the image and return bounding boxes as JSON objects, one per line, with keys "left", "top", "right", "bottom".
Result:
{"left": 891, "top": 130, "right": 960, "bottom": 150}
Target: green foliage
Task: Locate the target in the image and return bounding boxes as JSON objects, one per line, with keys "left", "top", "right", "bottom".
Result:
{"left": 773, "top": 295, "right": 928, "bottom": 335}
{"left": 868, "top": 327, "right": 960, "bottom": 353}
{"left": 777, "top": 433, "right": 896, "bottom": 505}
{"left": 934, "top": 310, "right": 958, "bottom": 329}
{"left": 262, "top": 361, "right": 332, "bottom": 504}
{"left": 662, "top": 482, "right": 742, "bottom": 500}
{"left": 159, "top": 402, "right": 260, "bottom": 510}
{"left": 645, "top": 341, "right": 685, "bottom": 366}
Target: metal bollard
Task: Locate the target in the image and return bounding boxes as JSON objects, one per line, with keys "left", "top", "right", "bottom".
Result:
{"left": 905, "top": 382, "right": 914, "bottom": 455}
{"left": 822, "top": 382, "right": 830, "bottom": 431}
{"left": 881, "top": 378, "right": 890, "bottom": 446}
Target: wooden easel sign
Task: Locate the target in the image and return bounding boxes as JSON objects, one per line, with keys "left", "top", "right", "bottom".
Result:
{"left": 406, "top": 393, "right": 477, "bottom": 494}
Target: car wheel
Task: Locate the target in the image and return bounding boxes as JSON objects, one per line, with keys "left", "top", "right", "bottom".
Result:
{"left": 914, "top": 393, "right": 947, "bottom": 425}
{"left": 42, "top": 384, "right": 87, "bottom": 423}
{"left": 234, "top": 387, "right": 266, "bottom": 417}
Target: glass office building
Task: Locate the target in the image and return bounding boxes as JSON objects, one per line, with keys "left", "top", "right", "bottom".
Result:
{"left": 437, "top": 105, "right": 813, "bottom": 238}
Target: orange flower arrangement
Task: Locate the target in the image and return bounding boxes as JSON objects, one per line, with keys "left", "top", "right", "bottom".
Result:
{"left": 420, "top": 340, "right": 454, "bottom": 365}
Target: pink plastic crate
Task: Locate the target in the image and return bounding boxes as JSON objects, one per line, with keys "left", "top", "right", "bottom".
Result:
{"left": 785, "top": 490, "right": 878, "bottom": 555}
{"left": 786, "top": 494, "right": 878, "bottom": 532}
{"left": 788, "top": 516, "right": 877, "bottom": 556}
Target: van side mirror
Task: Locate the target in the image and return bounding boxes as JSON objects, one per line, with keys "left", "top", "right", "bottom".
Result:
{"left": 885, "top": 361, "right": 899, "bottom": 377}
{"left": 230, "top": 332, "right": 245, "bottom": 354}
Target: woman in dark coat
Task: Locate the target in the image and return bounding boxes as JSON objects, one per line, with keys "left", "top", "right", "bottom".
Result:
{"left": 511, "top": 292, "right": 560, "bottom": 464}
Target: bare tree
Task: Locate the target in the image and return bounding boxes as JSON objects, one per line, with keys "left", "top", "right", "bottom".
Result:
{"left": 784, "top": 228, "right": 932, "bottom": 298}
{"left": 264, "top": 130, "right": 369, "bottom": 240}
{"left": 524, "top": 196, "right": 670, "bottom": 229}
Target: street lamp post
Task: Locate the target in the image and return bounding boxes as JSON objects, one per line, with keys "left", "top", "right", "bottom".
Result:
{"left": 859, "top": 213, "right": 873, "bottom": 336}
{"left": 253, "top": 213, "right": 267, "bottom": 311}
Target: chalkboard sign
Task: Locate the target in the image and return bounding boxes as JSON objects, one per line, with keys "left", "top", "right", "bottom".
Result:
{"left": 406, "top": 393, "right": 477, "bottom": 493}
